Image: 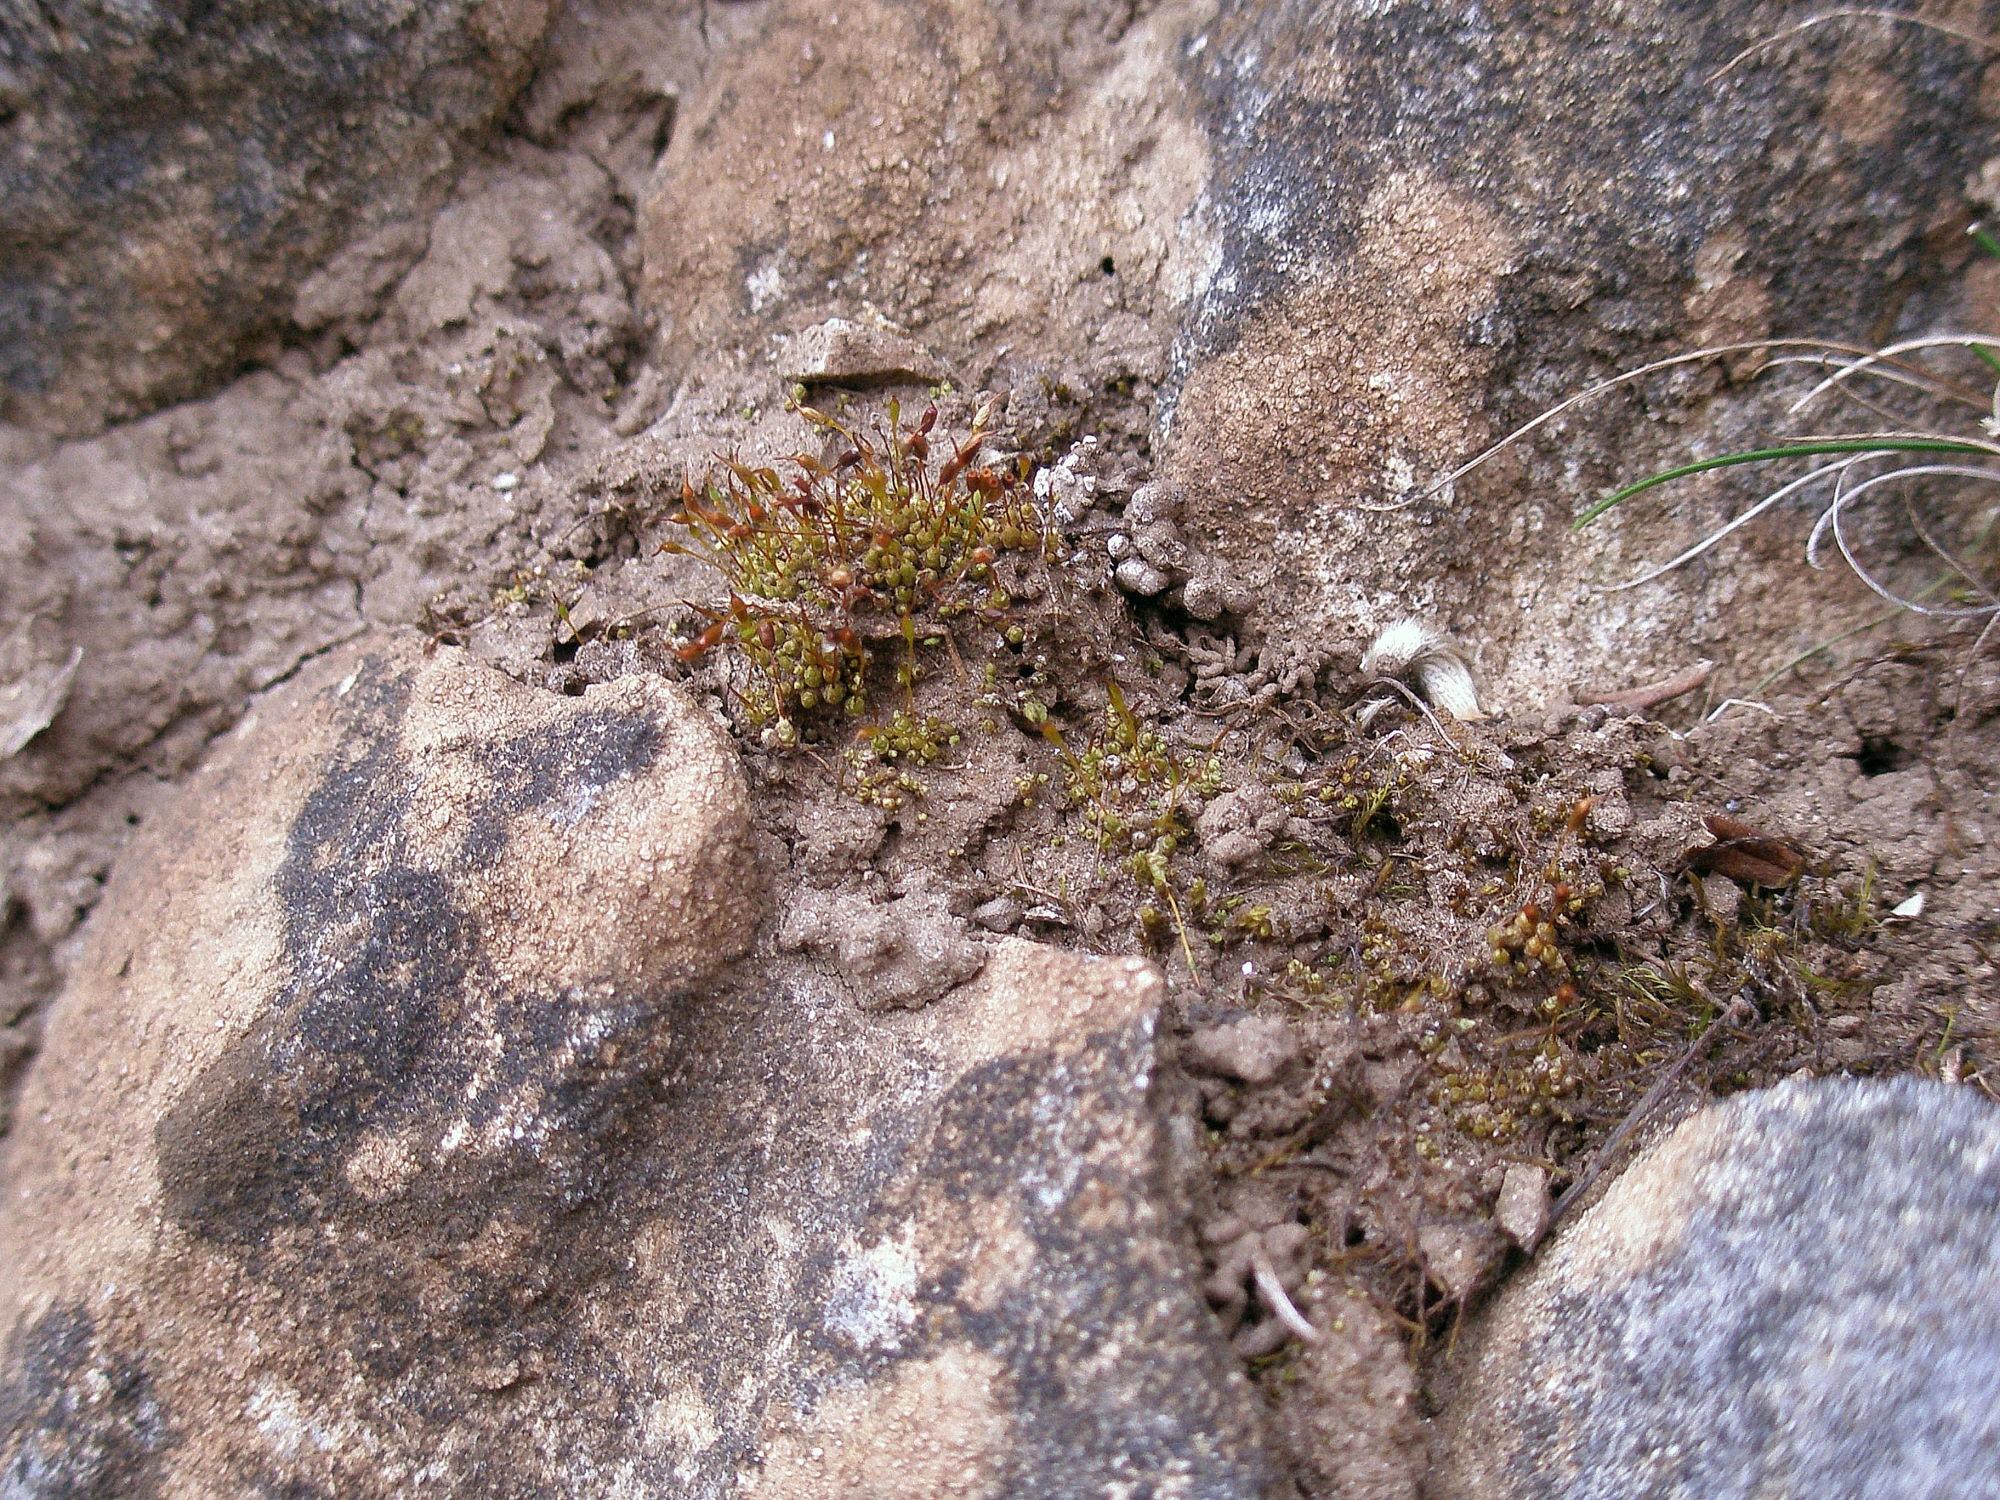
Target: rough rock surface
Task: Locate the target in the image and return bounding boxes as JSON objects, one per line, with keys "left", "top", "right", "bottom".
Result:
{"left": 0, "top": 637, "right": 1273, "bottom": 1495}
{"left": 1, "top": 0, "right": 554, "bottom": 433}
{"left": 638, "top": 0, "right": 1212, "bottom": 399}
{"left": 1163, "top": 0, "right": 1997, "bottom": 703}
{"left": 1435, "top": 1077, "right": 2000, "bottom": 1499}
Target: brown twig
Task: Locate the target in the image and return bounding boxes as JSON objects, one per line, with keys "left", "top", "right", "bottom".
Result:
{"left": 1577, "top": 660, "right": 1715, "bottom": 712}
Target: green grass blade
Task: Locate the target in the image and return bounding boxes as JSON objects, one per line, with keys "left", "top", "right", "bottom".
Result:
{"left": 1575, "top": 439, "right": 1997, "bottom": 528}
{"left": 1971, "top": 343, "right": 2000, "bottom": 375}
{"left": 1971, "top": 224, "right": 2000, "bottom": 260}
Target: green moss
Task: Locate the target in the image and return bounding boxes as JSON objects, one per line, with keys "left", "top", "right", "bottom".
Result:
{"left": 662, "top": 395, "right": 1059, "bottom": 742}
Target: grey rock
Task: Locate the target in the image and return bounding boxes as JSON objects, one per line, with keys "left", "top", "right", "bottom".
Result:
{"left": 1, "top": 0, "right": 554, "bottom": 433}
{"left": 1161, "top": 0, "right": 1994, "bottom": 694}
{"left": 971, "top": 895, "right": 1024, "bottom": 933}
{"left": 0, "top": 638, "right": 1276, "bottom": 1496}
{"left": 0, "top": 618, "right": 81, "bottom": 760}
{"left": 1133, "top": 516, "right": 1189, "bottom": 572}
{"left": 1125, "top": 479, "right": 1182, "bottom": 529}
{"left": 1178, "top": 567, "right": 1233, "bottom": 623}
{"left": 1437, "top": 1076, "right": 2000, "bottom": 1500}
{"left": 1034, "top": 446, "right": 1103, "bottom": 524}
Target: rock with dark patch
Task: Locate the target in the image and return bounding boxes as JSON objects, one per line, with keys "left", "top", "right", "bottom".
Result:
{"left": 1435, "top": 1077, "right": 2000, "bottom": 1499}
{"left": 1161, "top": 0, "right": 1998, "bottom": 704}
{"left": 0, "top": 1304, "right": 173, "bottom": 1497}
{"left": 1, "top": 0, "right": 554, "bottom": 434}
{"left": 0, "top": 637, "right": 1274, "bottom": 1495}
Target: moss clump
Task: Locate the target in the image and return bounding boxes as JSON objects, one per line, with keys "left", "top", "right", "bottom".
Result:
{"left": 661, "top": 395, "right": 1056, "bottom": 744}
{"left": 844, "top": 710, "right": 961, "bottom": 813}
{"left": 1054, "top": 682, "right": 1221, "bottom": 896}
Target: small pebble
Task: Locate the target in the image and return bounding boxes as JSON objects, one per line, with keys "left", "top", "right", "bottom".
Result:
{"left": 1494, "top": 1163, "right": 1549, "bottom": 1247}
{"left": 1114, "top": 557, "right": 1171, "bottom": 596}
{"left": 1187, "top": 1015, "right": 1300, "bottom": 1086}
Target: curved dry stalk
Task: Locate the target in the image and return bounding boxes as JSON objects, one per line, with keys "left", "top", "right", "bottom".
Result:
{"left": 1807, "top": 464, "right": 2000, "bottom": 618}
{"left": 1903, "top": 495, "right": 2000, "bottom": 607}
{"left": 1358, "top": 675, "right": 1459, "bottom": 753}
{"left": 1778, "top": 427, "right": 2000, "bottom": 454}
{"left": 1603, "top": 457, "right": 1865, "bottom": 593}
{"left": 1789, "top": 333, "right": 2000, "bottom": 417}
{"left": 1385, "top": 339, "right": 1889, "bottom": 513}
{"left": 1766, "top": 351, "right": 1984, "bottom": 415}
{"left": 1710, "top": 8, "right": 2000, "bottom": 82}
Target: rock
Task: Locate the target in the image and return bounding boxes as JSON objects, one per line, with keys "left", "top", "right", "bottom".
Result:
{"left": 1115, "top": 556, "right": 1173, "bottom": 597}
{"left": 1493, "top": 1163, "right": 1550, "bottom": 1249}
{"left": 1274, "top": 1286, "right": 1424, "bottom": 1500}
{"left": 0, "top": 619, "right": 80, "bottom": 760}
{"left": 1161, "top": 0, "right": 1996, "bottom": 704}
{"left": 1034, "top": 447, "right": 1103, "bottom": 524}
{"left": 1436, "top": 1077, "right": 2000, "bottom": 1499}
{"left": 1179, "top": 565, "right": 1245, "bottom": 624}
{"left": 780, "top": 318, "right": 948, "bottom": 388}
{"left": 1415, "top": 1219, "right": 1505, "bottom": 1304}
{"left": 1186, "top": 1013, "right": 1300, "bottom": 1085}
{"left": 1197, "top": 783, "right": 1292, "bottom": 870}
{"left": 637, "top": 0, "right": 1206, "bottom": 388}
{"left": 1699, "top": 871, "right": 1745, "bottom": 927}
{"left": 1133, "top": 516, "right": 1190, "bottom": 573}
{"left": 1, "top": 0, "right": 554, "bottom": 434}
{"left": 1125, "top": 480, "right": 1182, "bottom": 529}
{"left": 971, "top": 895, "right": 1024, "bottom": 933}
{"left": 0, "top": 638, "right": 1275, "bottom": 1494}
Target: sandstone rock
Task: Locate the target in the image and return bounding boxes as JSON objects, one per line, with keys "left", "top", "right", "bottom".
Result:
{"left": 1, "top": 0, "right": 555, "bottom": 433}
{"left": 1436, "top": 1077, "right": 2000, "bottom": 1499}
{"left": 1162, "top": 0, "right": 1997, "bottom": 702}
{"left": 0, "top": 638, "right": 1273, "bottom": 1494}
{"left": 780, "top": 318, "right": 948, "bottom": 388}
{"left": 1275, "top": 1285, "right": 1423, "bottom": 1500}
{"left": 637, "top": 0, "right": 1210, "bottom": 388}
{"left": 1492, "top": 1162, "right": 1550, "bottom": 1249}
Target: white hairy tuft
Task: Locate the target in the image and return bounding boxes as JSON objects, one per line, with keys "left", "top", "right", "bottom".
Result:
{"left": 1360, "top": 617, "right": 1487, "bottom": 721}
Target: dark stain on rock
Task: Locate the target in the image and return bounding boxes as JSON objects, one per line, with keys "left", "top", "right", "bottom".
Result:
{"left": 1, "top": 0, "right": 550, "bottom": 431}
{"left": 927, "top": 1025, "right": 1267, "bottom": 1492}
{"left": 0, "top": 1303, "right": 174, "bottom": 1497}
{"left": 1172, "top": 0, "right": 1992, "bottom": 412}
{"left": 154, "top": 658, "right": 671, "bottom": 1360}
{"left": 762, "top": 1006, "right": 1274, "bottom": 1493}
